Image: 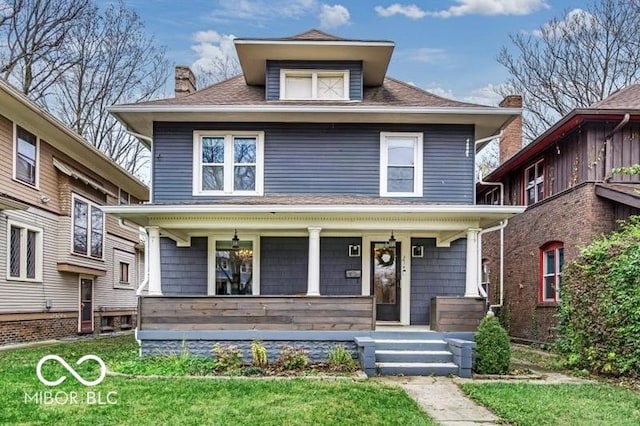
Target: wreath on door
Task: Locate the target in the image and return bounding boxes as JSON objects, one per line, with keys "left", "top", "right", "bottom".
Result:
{"left": 376, "top": 247, "right": 395, "bottom": 267}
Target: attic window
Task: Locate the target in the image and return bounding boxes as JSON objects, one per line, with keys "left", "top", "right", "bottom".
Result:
{"left": 280, "top": 69, "right": 349, "bottom": 100}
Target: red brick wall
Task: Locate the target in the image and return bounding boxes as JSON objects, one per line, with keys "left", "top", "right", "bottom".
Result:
{"left": 0, "top": 317, "right": 78, "bottom": 345}
{"left": 482, "top": 183, "right": 618, "bottom": 342}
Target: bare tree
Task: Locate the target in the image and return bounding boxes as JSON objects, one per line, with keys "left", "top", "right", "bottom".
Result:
{"left": 476, "top": 139, "right": 500, "bottom": 180}
{"left": 0, "top": 0, "right": 90, "bottom": 103}
{"left": 498, "top": 0, "right": 640, "bottom": 142}
{"left": 50, "top": 1, "right": 168, "bottom": 177}
{"left": 193, "top": 55, "right": 240, "bottom": 88}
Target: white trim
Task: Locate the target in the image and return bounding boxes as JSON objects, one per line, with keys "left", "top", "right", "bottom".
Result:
{"left": 146, "top": 226, "right": 162, "bottom": 295}
{"left": 399, "top": 233, "right": 411, "bottom": 325}
{"left": 279, "top": 69, "right": 350, "bottom": 101}
{"left": 78, "top": 275, "right": 94, "bottom": 333}
{"left": 380, "top": 132, "right": 423, "bottom": 197}
{"left": 206, "top": 233, "right": 260, "bottom": 296}
{"left": 5, "top": 219, "right": 43, "bottom": 282}
{"left": 234, "top": 39, "right": 395, "bottom": 47}
{"left": 192, "top": 131, "right": 264, "bottom": 196}
{"left": 113, "top": 248, "right": 135, "bottom": 290}
{"left": 70, "top": 193, "right": 105, "bottom": 260}
{"left": 118, "top": 188, "right": 130, "bottom": 205}
{"left": 109, "top": 104, "right": 521, "bottom": 116}
{"left": 12, "top": 122, "right": 40, "bottom": 189}
{"left": 307, "top": 226, "right": 322, "bottom": 295}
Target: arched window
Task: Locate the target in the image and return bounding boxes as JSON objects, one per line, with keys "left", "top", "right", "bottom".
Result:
{"left": 540, "top": 241, "right": 564, "bottom": 302}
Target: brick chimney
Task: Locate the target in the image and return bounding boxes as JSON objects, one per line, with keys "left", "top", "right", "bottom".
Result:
{"left": 498, "top": 95, "right": 523, "bottom": 164}
{"left": 175, "top": 66, "right": 196, "bottom": 98}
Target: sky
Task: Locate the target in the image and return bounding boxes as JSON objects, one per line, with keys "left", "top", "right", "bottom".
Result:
{"left": 126, "top": 0, "right": 589, "bottom": 106}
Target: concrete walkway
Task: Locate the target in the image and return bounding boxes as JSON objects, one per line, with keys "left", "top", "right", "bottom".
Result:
{"left": 378, "top": 376, "right": 503, "bottom": 425}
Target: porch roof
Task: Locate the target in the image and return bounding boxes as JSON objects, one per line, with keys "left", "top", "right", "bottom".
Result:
{"left": 102, "top": 202, "right": 524, "bottom": 230}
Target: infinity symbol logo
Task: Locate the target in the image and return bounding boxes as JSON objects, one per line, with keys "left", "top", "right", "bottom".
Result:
{"left": 36, "top": 355, "right": 107, "bottom": 387}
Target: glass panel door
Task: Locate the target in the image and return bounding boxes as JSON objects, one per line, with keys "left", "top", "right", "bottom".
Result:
{"left": 371, "top": 242, "right": 401, "bottom": 321}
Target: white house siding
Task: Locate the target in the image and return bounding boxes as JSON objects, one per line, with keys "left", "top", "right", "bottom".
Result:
{"left": 94, "top": 233, "right": 138, "bottom": 310}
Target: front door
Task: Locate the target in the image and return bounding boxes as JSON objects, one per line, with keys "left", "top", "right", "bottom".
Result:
{"left": 371, "top": 242, "right": 401, "bottom": 321}
{"left": 79, "top": 277, "right": 94, "bottom": 333}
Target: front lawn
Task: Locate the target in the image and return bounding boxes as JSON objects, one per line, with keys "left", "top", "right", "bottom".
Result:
{"left": 0, "top": 336, "right": 434, "bottom": 425}
{"left": 462, "top": 383, "right": 640, "bottom": 426}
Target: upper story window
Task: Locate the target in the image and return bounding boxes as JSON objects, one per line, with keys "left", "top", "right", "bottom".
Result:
{"left": 540, "top": 242, "right": 564, "bottom": 302}
{"left": 380, "top": 132, "right": 423, "bottom": 197}
{"left": 6, "top": 219, "right": 43, "bottom": 282}
{"left": 72, "top": 194, "right": 104, "bottom": 259}
{"left": 193, "top": 131, "right": 264, "bottom": 196}
{"left": 119, "top": 189, "right": 130, "bottom": 205}
{"left": 484, "top": 188, "right": 500, "bottom": 205}
{"left": 280, "top": 69, "right": 349, "bottom": 101}
{"left": 524, "top": 159, "right": 544, "bottom": 205}
{"left": 14, "top": 125, "right": 39, "bottom": 187}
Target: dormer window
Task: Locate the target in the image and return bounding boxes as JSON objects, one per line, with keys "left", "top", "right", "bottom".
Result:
{"left": 280, "top": 69, "right": 349, "bottom": 100}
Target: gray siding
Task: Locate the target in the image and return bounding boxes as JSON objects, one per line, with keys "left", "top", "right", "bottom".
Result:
{"left": 266, "top": 60, "right": 363, "bottom": 101}
{"left": 160, "top": 237, "right": 208, "bottom": 295}
{"left": 410, "top": 238, "right": 466, "bottom": 325}
{"left": 260, "top": 237, "right": 308, "bottom": 295}
{"left": 153, "top": 122, "right": 474, "bottom": 203}
{"left": 320, "top": 237, "right": 362, "bottom": 295}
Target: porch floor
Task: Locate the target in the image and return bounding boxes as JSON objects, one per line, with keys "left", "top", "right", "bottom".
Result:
{"left": 375, "top": 324, "right": 432, "bottom": 332}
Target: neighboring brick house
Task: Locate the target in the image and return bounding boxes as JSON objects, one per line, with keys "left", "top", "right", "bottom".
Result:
{"left": 0, "top": 79, "right": 148, "bottom": 345}
{"left": 477, "top": 86, "right": 640, "bottom": 342}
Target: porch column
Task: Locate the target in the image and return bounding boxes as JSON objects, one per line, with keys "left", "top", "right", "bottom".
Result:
{"left": 307, "top": 226, "right": 322, "bottom": 296}
{"left": 464, "top": 228, "right": 481, "bottom": 298}
{"left": 147, "top": 226, "right": 162, "bottom": 295}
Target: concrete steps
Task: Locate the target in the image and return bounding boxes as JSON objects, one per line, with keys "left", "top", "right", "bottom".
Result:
{"left": 372, "top": 332, "right": 460, "bottom": 376}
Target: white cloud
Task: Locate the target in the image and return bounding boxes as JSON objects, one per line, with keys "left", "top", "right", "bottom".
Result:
{"left": 319, "top": 4, "right": 351, "bottom": 28}
{"left": 191, "top": 30, "right": 238, "bottom": 78}
{"left": 532, "top": 8, "right": 595, "bottom": 38}
{"left": 374, "top": 3, "right": 426, "bottom": 19}
{"left": 402, "top": 47, "right": 447, "bottom": 64}
{"left": 423, "top": 83, "right": 506, "bottom": 106}
{"left": 428, "top": 0, "right": 549, "bottom": 19}
{"left": 210, "top": 0, "right": 318, "bottom": 23}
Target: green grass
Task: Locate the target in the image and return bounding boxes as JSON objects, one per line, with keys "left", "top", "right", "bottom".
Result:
{"left": 0, "top": 336, "right": 434, "bottom": 425}
{"left": 510, "top": 345, "right": 563, "bottom": 371}
{"left": 462, "top": 383, "right": 640, "bottom": 426}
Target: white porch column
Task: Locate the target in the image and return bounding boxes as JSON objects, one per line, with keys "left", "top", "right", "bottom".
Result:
{"left": 307, "top": 226, "right": 322, "bottom": 296}
{"left": 465, "top": 228, "right": 481, "bottom": 298}
{"left": 147, "top": 226, "right": 162, "bottom": 295}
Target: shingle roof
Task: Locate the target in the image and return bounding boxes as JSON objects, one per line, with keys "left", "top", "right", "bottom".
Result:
{"left": 283, "top": 29, "right": 346, "bottom": 41}
{"left": 590, "top": 84, "right": 640, "bottom": 109}
{"left": 131, "top": 75, "right": 486, "bottom": 108}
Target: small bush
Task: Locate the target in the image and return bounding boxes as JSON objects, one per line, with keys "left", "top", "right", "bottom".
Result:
{"left": 212, "top": 344, "right": 243, "bottom": 374}
{"left": 475, "top": 315, "right": 511, "bottom": 374}
{"left": 327, "top": 345, "right": 358, "bottom": 372}
{"left": 278, "top": 345, "right": 309, "bottom": 370}
{"left": 251, "top": 341, "right": 268, "bottom": 367}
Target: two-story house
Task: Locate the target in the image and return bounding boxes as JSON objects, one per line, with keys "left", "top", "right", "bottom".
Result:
{"left": 0, "top": 79, "right": 148, "bottom": 345}
{"left": 477, "top": 85, "right": 640, "bottom": 343}
{"left": 105, "top": 30, "right": 523, "bottom": 376}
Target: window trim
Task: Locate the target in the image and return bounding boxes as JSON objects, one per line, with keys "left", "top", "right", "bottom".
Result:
{"left": 523, "top": 159, "right": 544, "bottom": 206}
{"left": 484, "top": 188, "right": 500, "bottom": 205}
{"left": 192, "top": 131, "right": 264, "bottom": 196}
{"left": 207, "top": 234, "right": 260, "bottom": 296}
{"left": 6, "top": 219, "right": 44, "bottom": 282}
{"left": 12, "top": 123, "right": 40, "bottom": 189}
{"left": 539, "top": 241, "right": 563, "bottom": 303}
{"left": 119, "top": 188, "right": 130, "bottom": 205}
{"left": 379, "top": 132, "right": 424, "bottom": 197}
{"left": 70, "top": 193, "right": 105, "bottom": 260}
{"left": 279, "top": 69, "right": 350, "bottom": 101}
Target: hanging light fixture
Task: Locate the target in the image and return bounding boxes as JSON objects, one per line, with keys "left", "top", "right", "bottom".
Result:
{"left": 388, "top": 231, "right": 396, "bottom": 249}
{"left": 231, "top": 229, "right": 240, "bottom": 249}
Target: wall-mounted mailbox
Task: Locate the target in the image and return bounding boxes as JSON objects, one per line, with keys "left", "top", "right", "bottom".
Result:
{"left": 345, "top": 270, "right": 361, "bottom": 278}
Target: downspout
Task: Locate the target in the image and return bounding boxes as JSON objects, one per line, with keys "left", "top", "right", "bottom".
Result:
{"left": 475, "top": 131, "right": 504, "bottom": 205}
{"left": 134, "top": 228, "right": 149, "bottom": 350}
{"left": 477, "top": 220, "right": 508, "bottom": 314}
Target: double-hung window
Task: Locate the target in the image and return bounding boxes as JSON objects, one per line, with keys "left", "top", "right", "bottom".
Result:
{"left": 194, "top": 132, "right": 264, "bottom": 196}
{"left": 540, "top": 242, "right": 564, "bottom": 302}
{"left": 14, "top": 125, "right": 39, "bottom": 187}
{"left": 380, "top": 132, "right": 423, "bottom": 197}
{"left": 280, "top": 69, "right": 349, "bottom": 100}
{"left": 7, "top": 220, "right": 43, "bottom": 282}
{"left": 524, "top": 160, "right": 544, "bottom": 205}
{"left": 72, "top": 194, "right": 104, "bottom": 259}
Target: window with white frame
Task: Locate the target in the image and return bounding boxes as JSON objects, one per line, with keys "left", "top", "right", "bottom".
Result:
{"left": 380, "top": 132, "right": 423, "bottom": 197}
{"left": 540, "top": 242, "right": 564, "bottom": 302}
{"left": 119, "top": 189, "right": 130, "bottom": 205}
{"left": 113, "top": 249, "right": 135, "bottom": 288}
{"left": 484, "top": 187, "right": 500, "bottom": 205}
{"left": 280, "top": 69, "right": 349, "bottom": 100}
{"left": 7, "top": 220, "right": 43, "bottom": 282}
{"left": 524, "top": 159, "right": 544, "bottom": 205}
{"left": 72, "top": 194, "right": 104, "bottom": 259}
{"left": 215, "top": 240, "right": 253, "bottom": 295}
{"left": 14, "top": 125, "right": 39, "bottom": 187}
{"left": 193, "top": 132, "right": 264, "bottom": 196}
